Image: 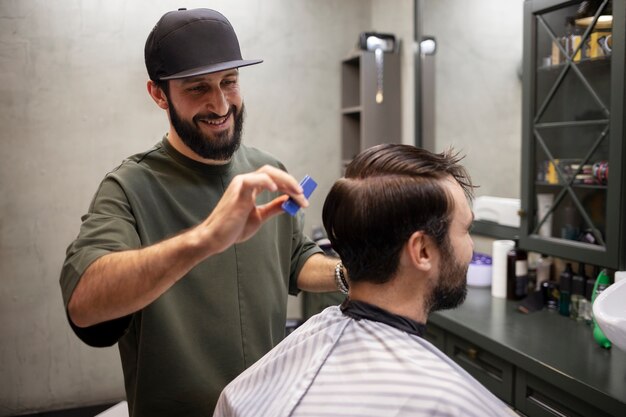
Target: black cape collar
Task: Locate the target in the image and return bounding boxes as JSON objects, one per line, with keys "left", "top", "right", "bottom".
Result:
{"left": 340, "top": 299, "right": 426, "bottom": 338}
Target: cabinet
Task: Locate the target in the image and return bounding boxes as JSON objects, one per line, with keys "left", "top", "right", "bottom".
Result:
{"left": 341, "top": 50, "right": 402, "bottom": 170}
{"left": 520, "top": 0, "right": 626, "bottom": 269}
{"left": 426, "top": 287, "right": 626, "bottom": 417}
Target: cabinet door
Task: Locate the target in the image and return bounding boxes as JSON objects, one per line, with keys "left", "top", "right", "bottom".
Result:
{"left": 521, "top": 0, "right": 625, "bottom": 269}
{"left": 445, "top": 333, "right": 515, "bottom": 404}
{"left": 515, "top": 369, "right": 615, "bottom": 417}
{"left": 423, "top": 323, "right": 446, "bottom": 351}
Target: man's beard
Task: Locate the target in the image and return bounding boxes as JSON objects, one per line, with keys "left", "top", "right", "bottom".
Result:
{"left": 426, "top": 239, "right": 468, "bottom": 313}
{"left": 169, "top": 101, "right": 245, "bottom": 161}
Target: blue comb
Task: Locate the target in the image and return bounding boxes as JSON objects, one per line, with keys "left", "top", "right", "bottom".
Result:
{"left": 282, "top": 175, "right": 317, "bottom": 216}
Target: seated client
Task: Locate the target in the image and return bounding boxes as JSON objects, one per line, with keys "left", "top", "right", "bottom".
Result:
{"left": 214, "top": 144, "right": 515, "bottom": 417}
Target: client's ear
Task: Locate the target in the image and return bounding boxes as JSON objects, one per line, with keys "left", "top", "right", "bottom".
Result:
{"left": 406, "top": 231, "right": 435, "bottom": 272}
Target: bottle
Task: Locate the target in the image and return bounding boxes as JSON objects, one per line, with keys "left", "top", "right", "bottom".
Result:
{"left": 581, "top": 266, "right": 599, "bottom": 324}
{"left": 506, "top": 239, "right": 528, "bottom": 300}
{"left": 570, "top": 263, "right": 587, "bottom": 320}
{"left": 542, "top": 279, "right": 560, "bottom": 310}
{"left": 558, "top": 263, "right": 574, "bottom": 317}
{"left": 561, "top": 203, "right": 580, "bottom": 240}
{"left": 591, "top": 269, "right": 612, "bottom": 349}
{"left": 535, "top": 255, "right": 553, "bottom": 291}
{"left": 571, "top": 19, "right": 583, "bottom": 62}
{"left": 526, "top": 253, "right": 538, "bottom": 294}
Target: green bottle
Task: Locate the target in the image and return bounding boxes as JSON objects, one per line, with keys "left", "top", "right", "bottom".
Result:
{"left": 591, "top": 269, "right": 612, "bottom": 349}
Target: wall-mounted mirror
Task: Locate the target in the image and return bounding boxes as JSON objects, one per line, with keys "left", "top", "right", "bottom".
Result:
{"left": 415, "top": 0, "right": 524, "bottom": 239}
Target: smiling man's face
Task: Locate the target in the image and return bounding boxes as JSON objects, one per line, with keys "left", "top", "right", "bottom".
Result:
{"left": 166, "top": 69, "right": 245, "bottom": 161}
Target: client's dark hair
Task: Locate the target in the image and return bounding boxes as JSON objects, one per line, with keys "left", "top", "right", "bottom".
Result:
{"left": 322, "top": 144, "right": 473, "bottom": 284}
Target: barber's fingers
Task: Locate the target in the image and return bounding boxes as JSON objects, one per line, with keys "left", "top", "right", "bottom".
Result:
{"left": 256, "top": 195, "right": 290, "bottom": 221}
{"left": 228, "top": 196, "right": 288, "bottom": 244}
{"left": 224, "top": 166, "right": 308, "bottom": 213}
{"left": 255, "top": 165, "right": 309, "bottom": 208}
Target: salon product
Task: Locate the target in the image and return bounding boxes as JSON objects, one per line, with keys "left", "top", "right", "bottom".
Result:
{"left": 506, "top": 240, "right": 528, "bottom": 300}
{"left": 571, "top": 23, "right": 583, "bottom": 61}
{"left": 570, "top": 263, "right": 587, "bottom": 320}
{"left": 561, "top": 203, "right": 580, "bottom": 240}
{"left": 581, "top": 269, "right": 595, "bottom": 325}
{"left": 558, "top": 263, "right": 574, "bottom": 317}
{"left": 542, "top": 280, "right": 560, "bottom": 310}
{"left": 551, "top": 38, "right": 562, "bottom": 65}
{"left": 535, "top": 255, "right": 553, "bottom": 291}
{"left": 591, "top": 31, "right": 612, "bottom": 58}
{"left": 592, "top": 269, "right": 612, "bottom": 349}
{"left": 491, "top": 240, "right": 514, "bottom": 298}
{"left": 536, "top": 194, "right": 554, "bottom": 237}
{"left": 526, "top": 253, "right": 538, "bottom": 294}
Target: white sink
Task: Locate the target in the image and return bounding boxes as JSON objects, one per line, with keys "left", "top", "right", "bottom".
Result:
{"left": 593, "top": 278, "right": 626, "bottom": 351}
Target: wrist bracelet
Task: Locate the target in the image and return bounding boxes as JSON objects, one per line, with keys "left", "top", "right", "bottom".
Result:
{"left": 335, "top": 261, "right": 349, "bottom": 295}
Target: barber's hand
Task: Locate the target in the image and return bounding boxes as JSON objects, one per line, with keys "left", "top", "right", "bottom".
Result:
{"left": 200, "top": 165, "right": 308, "bottom": 254}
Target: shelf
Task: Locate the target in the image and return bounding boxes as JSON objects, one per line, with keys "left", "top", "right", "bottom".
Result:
{"left": 522, "top": 0, "right": 625, "bottom": 269}
{"left": 471, "top": 220, "right": 519, "bottom": 240}
{"left": 340, "top": 50, "right": 401, "bottom": 164}
{"left": 536, "top": 55, "right": 611, "bottom": 72}
{"left": 341, "top": 106, "right": 362, "bottom": 115}
{"left": 535, "top": 181, "right": 607, "bottom": 190}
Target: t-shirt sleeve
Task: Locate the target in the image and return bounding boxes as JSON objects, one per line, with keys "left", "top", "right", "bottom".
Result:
{"left": 59, "top": 176, "right": 140, "bottom": 347}
{"left": 288, "top": 213, "right": 324, "bottom": 296}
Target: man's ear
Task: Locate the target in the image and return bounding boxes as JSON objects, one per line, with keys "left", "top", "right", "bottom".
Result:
{"left": 147, "top": 80, "right": 169, "bottom": 110}
{"left": 406, "top": 231, "right": 435, "bottom": 272}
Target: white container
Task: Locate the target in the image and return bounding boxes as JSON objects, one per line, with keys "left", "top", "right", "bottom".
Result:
{"left": 536, "top": 193, "right": 554, "bottom": 237}
{"left": 491, "top": 240, "right": 514, "bottom": 298}
{"left": 467, "top": 253, "right": 492, "bottom": 287}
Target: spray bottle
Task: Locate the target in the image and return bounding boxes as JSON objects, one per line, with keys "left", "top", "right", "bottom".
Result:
{"left": 591, "top": 269, "right": 612, "bottom": 349}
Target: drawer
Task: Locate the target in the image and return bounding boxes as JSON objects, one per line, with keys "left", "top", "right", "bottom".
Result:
{"left": 424, "top": 323, "right": 446, "bottom": 351}
{"left": 515, "top": 370, "right": 614, "bottom": 417}
{"left": 445, "top": 333, "right": 515, "bottom": 404}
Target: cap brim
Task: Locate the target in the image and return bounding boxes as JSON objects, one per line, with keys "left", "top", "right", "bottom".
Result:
{"left": 159, "top": 59, "right": 263, "bottom": 80}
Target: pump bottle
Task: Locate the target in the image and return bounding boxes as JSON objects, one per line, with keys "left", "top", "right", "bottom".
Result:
{"left": 591, "top": 269, "right": 612, "bottom": 349}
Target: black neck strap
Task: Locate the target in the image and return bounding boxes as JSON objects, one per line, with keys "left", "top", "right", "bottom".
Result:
{"left": 340, "top": 299, "right": 426, "bottom": 338}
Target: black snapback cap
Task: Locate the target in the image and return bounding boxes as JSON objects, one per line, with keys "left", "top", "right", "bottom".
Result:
{"left": 145, "top": 8, "right": 263, "bottom": 81}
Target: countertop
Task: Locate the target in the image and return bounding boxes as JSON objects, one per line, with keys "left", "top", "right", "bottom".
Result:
{"left": 429, "top": 287, "right": 626, "bottom": 414}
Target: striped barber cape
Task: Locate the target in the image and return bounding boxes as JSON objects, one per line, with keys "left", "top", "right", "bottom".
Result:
{"left": 214, "top": 304, "right": 516, "bottom": 417}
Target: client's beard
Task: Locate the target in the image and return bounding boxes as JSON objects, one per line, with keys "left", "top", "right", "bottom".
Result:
{"left": 426, "top": 239, "right": 468, "bottom": 313}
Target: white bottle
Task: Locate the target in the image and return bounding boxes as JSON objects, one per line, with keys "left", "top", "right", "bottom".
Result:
{"left": 535, "top": 255, "right": 553, "bottom": 291}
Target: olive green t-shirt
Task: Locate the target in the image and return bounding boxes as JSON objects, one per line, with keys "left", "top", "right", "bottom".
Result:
{"left": 59, "top": 138, "right": 322, "bottom": 416}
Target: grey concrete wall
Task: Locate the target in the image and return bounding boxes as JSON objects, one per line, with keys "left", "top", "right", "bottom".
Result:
{"left": 371, "top": 0, "right": 415, "bottom": 147}
{"left": 423, "top": 0, "right": 524, "bottom": 199}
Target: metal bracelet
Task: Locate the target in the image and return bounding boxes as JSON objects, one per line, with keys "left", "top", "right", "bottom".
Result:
{"left": 335, "top": 261, "right": 349, "bottom": 295}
